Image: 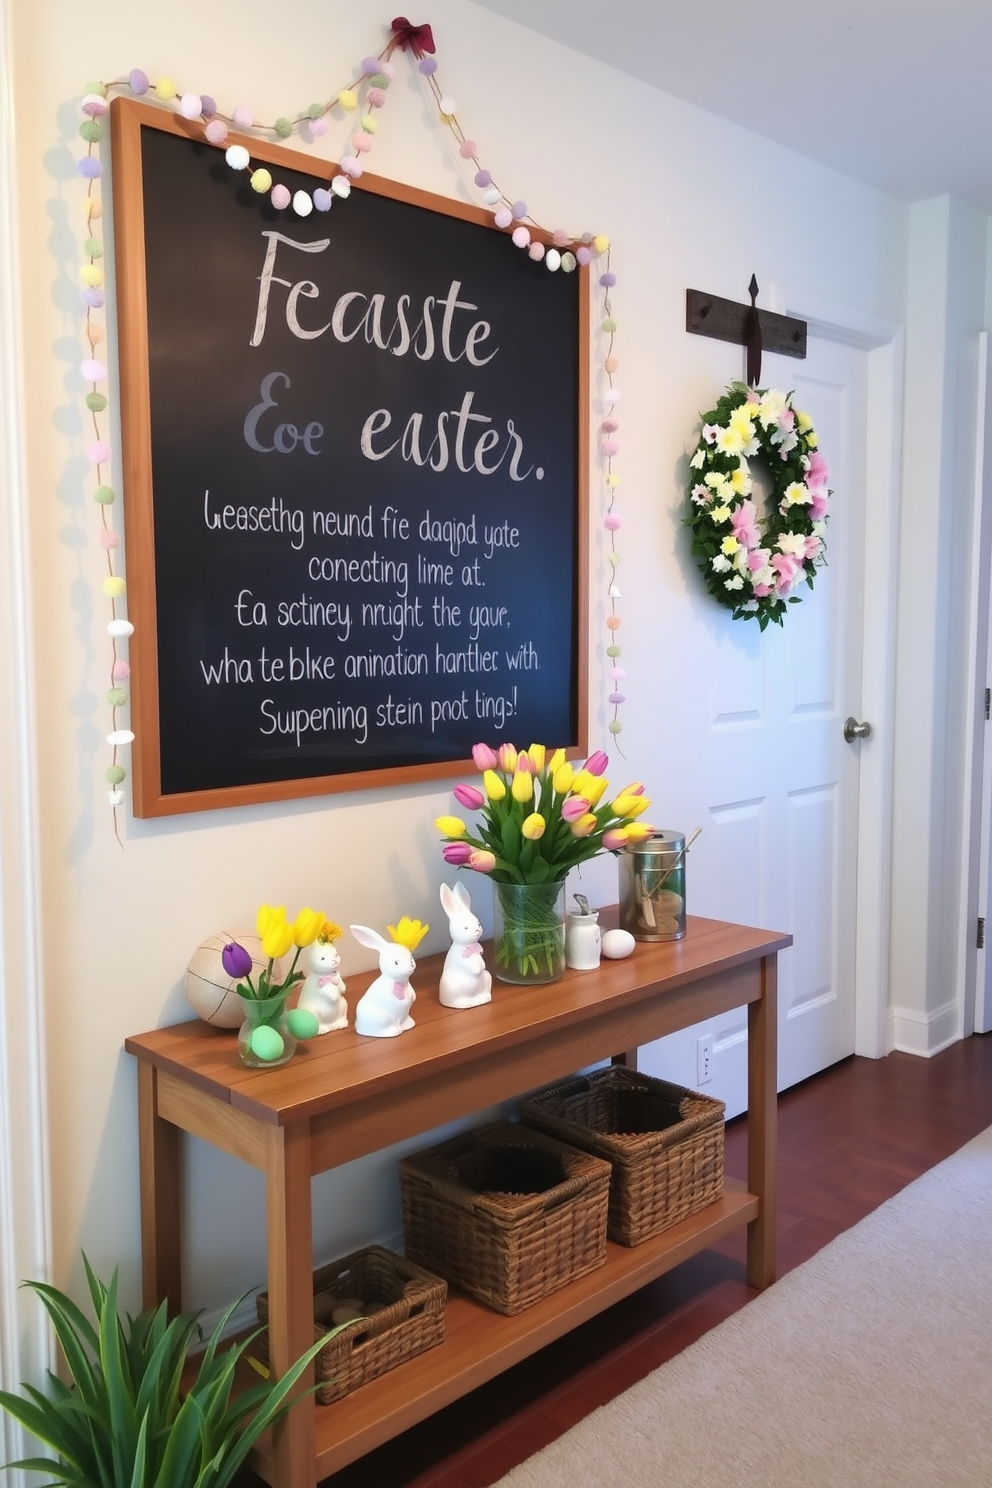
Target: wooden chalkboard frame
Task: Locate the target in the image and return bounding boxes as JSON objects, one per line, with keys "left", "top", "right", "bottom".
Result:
{"left": 110, "top": 97, "right": 589, "bottom": 817}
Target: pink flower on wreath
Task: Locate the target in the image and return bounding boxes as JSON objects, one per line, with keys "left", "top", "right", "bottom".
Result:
{"left": 804, "top": 534, "right": 823, "bottom": 561}
{"left": 807, "top": 450, "right": 829, "bottom": 487}
{"left": 753, "top": 582, "right": 772, "bottom": 597}
{"left": 811, "top": 489, "right": 830, "bottom": 521}
{"left": 747, "top": 548, "right": 771, "bottom": 572}
{"left": 771, "top": 553, "right": 802, "bottom": 593}
{"left": 731, "top": 499, "right": 759, "bottom": 550}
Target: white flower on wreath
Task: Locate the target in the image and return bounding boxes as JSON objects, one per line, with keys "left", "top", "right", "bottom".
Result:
{"left": 691, "top": 483, "right": 711, "bottom": 506}
{"left": 709, "top": 504, "right": 732, "bottom": 524}
{"left": 702, "top": 422, "right": 721, "bottom": 444}
{"left": 716, "top": 425, "right": 747, "bottom": 457}
{"left": 705, "top": 471, "right": 729, "bottom": 492}
{"left": 782, "top": 481, "right": 811, "bottom": 507}
{"left": 711, "top": 554, "right": 732, "bottom": 573}
{"left": 730, "top": 465, "right": 752, "bottom": 495}
{"left": 690, "top": 448, "right": 706, "bottom": 469}
{"left": 724, "top": 575, "right": 745, "bottom": 590}
{"left": 777, "top": 531, "right": 808, "bottom": 558}
{"left": 757, "top": 391, "right": 787, "bottom": 428}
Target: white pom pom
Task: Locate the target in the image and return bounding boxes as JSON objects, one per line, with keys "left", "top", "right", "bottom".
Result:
{"left": 225, "top": 144, "right": 250, "bottom": 171}
{"left": 545, "top": 248, "right": 562, "bottom": 272}
{"left": 330, "top": 174, "right": 351, "bottom": 198}
{"left": 439, "top": 95, "right": 457, "bottom": 115}
{"left": 180, "top": 93, "right": 202, "bottom": 119}
{"left": 107, "top": 729, "right": 135, "bottom": 747}
{"left": 292, "top": 191, "right": 314, "bottom": 217}
{"left": 107, "top": 619, "right": 134, "bottom": 638}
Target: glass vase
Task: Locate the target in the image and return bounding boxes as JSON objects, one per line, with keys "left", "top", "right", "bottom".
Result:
{"left": 492, "top": 880, "right": 567, "bottom": 985}
{"left": 237, "top": 994, "right": 297, "bottom": 1068}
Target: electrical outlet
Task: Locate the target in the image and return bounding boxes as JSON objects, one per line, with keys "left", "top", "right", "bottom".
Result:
{"left": 697, "top": 1035, "right": 714, "bottom": 1085}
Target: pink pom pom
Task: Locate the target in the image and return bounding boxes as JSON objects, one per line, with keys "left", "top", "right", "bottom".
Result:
{"left": 340, "top": 155, "right": 363, "bottom": 177}
{"left": 232, "top": 105, "right": 253, "bottom": 129}
{"left": 81, "top": 358, "right": 106, "bottom": 382}
{"left": 511, "top": 226, "right": 530, "bottom": 249}
{"left": 310, "top": 117, "right": 328, "bottom": 137}
{"left": 604, "top": 513, "right": 622, "bottom": 531}
{"left": 602, "top": 439, "right": 618, "bottom": 456}
{"left": 459, "top": 140, "right": 477, "bottom": 158}
{"left": 552, "top": 228, "right": 569, "bottom": 247}
{"left": 99, "top": 528, "right": 120, "bottom": 549}
{"left": 87, "top": 440, "right": 111, "bottom": 463}
{"left": 112, "top": 660, "right": 131, "bottom": 681}
{"left": 609, "top": 666, "right": 626, "bottom": 680}
{"left": 601, "top": 417, "right": 619, "bottom": 432}
{"left": 528, "top": 241, "right": 546, "bottom": 261}
{"left": 352, "top": 131, "right": 372, "bottom": 152}
{"left": 204, "top": 118, "right": 228, "bottom": 145}
{"left": 494, "top": 207, "right": 512, "bottom": 229}
{"left": 367, "top": 87, "right": 386, "bottom": 107}
{"left": 606, "top": 614, "right": 622, "bottom": 631}
{"left": 576, "top": 246, "right": 592, "bottom": 266}
{"left": 270, "top": 184, "right": 291, "bottom": 210}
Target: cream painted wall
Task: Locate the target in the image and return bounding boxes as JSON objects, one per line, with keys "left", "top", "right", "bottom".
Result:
{"left": 7, "top": 0, "right": 970, "bottom": 1335}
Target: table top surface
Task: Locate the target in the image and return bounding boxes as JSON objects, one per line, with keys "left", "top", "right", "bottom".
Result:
{"left": 126, "top": 914, "right": 790, "bottom": 1125}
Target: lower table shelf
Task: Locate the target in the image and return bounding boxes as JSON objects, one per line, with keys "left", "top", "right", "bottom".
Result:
{"left": 249, "top": 1182, "right": 758, "bottom": 1483}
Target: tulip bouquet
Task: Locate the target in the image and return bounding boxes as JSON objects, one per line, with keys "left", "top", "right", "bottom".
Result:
{"left": 436, "top": 743, "right": 655, "bottom": 983}
{"left": 223, "top": 905, "right": 336, "bottom": 1066}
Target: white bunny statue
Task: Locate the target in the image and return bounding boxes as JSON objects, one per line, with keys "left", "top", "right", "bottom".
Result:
{"left": 350, "top": 917, "right": 427, "bottom": 1038}
{"left": 438, "top": 881, "right": 492, "bottom": 1009}
{"left": 296, "top": 928, "right": 348, "bottom": 1033}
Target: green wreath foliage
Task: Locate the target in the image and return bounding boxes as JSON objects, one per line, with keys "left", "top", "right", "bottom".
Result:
{"left": 684, "top": 381, "right": 831, "bottom": 630}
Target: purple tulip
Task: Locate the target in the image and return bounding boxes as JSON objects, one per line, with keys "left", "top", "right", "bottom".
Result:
{"left": 453, "top": 783, "right": 485, "bottom": 811}
{"left": 222, "top": 940, "right": 253, "bottom": 979}
{"left": 442, "top": 842, "right": 473, "bottom": 865}
{"left": 585, "top": 750, "right": 610, "bottom": 776}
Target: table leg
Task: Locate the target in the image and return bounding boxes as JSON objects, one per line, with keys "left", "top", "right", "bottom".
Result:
{"left": 746, "top": 952, "right": 778, "bottom": 1289}
{"left": 136, "top": 1062, "right": 182, "bottom": 1312}
{"left": 265, "top": 1121, "right": 316, "bottom": 1488}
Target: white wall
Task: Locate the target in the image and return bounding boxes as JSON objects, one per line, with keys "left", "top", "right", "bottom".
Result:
{"left": 5, "top": 0, "right": 977, "bottom": 1344}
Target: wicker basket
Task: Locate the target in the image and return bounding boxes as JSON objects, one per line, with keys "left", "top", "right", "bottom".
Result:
{"left": 255, "top": 1245, "right": 446, "bottom": 1404}
{"left": 400, "top": 1120, "right": 611, "bottom": 1315}
{"left": 520, "top": 1065, "right": 725, "bottom": 1246}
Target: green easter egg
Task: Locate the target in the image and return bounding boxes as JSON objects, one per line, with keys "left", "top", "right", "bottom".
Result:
{"left": 249, "top": 1025, "right": 285, "bottom": 1062}
{"left": 287, "top": 1008, "right": 319, "bottom": 1040}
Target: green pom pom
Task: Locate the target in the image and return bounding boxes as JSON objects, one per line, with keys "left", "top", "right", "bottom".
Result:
{"left": 84, "top": 80, "right": 107, "bottom": 98}
{"left": 86, "top": 392, "right": 108, "bottom": 413}
{"left": 369, "top": 73, "right": 390, "bottom": 89}
{"left": 307, "top": 102, "right": 324, "bottom": 119}
{"left": 94, "top": 485, "right": 115, "bottom": 505}
{"left": 274, "top": 116, "right": 293, "bottom": 138}
{"left": 105, "top": 764, "right": 126, "bottom": 785}
{"left": 608, "top": 720, "right": 623, "bottom": 735}
{"left": 606, "top": 644, "right": 622, "bottom": 658}
{"left": 601, "top": 317, "right": 617, "bottom": 333}
{"left": 106, "top": 686, "right": 128, "bottom": 707}
{"left": 608, "top": 552, "right": 621, "bottom": 567}
{"left": 80, "top": 120, "right": 103, "bottom": 143}
{"left": 83, "top": 236, "right": 103, "bottom": 258}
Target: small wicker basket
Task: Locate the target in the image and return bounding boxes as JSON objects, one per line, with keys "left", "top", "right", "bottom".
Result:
{"left": 400, "top": 1120, "right": 611, "bottom": 1315}
{"left": 520, "top": 1065, "right": 725, "bottom": 1246}
{"left": 255, "top": 1244, "right": 446, "bottom": 1404}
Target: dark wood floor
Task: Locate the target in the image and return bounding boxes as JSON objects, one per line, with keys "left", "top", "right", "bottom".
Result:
{"left": 260, "top": 1035, "right": 992, "bottom": 1488}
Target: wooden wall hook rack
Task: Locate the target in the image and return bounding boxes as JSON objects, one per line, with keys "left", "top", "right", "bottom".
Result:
{"left": 686, "top": 276, "right": 807, "bottom": 387}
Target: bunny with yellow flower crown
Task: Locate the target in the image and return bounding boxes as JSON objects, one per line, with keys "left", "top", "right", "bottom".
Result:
{"left": 349, "top": 917, "right": 429, "bottom": 1038}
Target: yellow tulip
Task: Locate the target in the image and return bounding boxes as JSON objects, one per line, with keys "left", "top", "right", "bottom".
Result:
{"left": 292, "top": 907, "right": 326, "bottom": 947}
{"left": 553, "top": 762, "right": 574, "bottom": 793}
{"left": 584, "top": 775, "right": 609, "bottom": 806}
{"left": 611, "top": 793, "right": 651, "bottom": 819}
{"left": 256, "top": 903, "right": 286, "bottom": 939}
{"left": 571, "top": 769, "right": 595, "bottom": 798}
{"left": 388, "top": 915, "right": 429, "bottom": 951}
{"left": 260, "top": 915, "right": 295, "bottom": 961}
{"left": 521, "top": 812, "right": 546, "bottom": 840}
{"left": 483, "top": 769, "right": 506, "bottom": 801}
{"left": 624, "top": 821, "right": 656, "bottom": 843}
{"left": 546, "top": 747, "right": 566, "bottom": 775}
{"left": 511, "top": 769, "right": 534, "bottom": 803}
{"left": 435, "top": 815, "right": 467, "bottom": 837}
{"left": 569, "top": 813, "right": 598, "bottom": 838}
{"left": 527, "top": 742, "right": 546, "bottom": 772}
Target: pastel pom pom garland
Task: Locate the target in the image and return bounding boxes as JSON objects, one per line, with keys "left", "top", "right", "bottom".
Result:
{"left": 75, "top": 19, "right": 632, "bottom": 835}
{"left": 684, "top": 381, "right": 831, "bottom": 630}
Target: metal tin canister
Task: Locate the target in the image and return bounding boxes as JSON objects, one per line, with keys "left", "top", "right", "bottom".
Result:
{"left": 619, "top": 831, "right": 687, "bottom": 941}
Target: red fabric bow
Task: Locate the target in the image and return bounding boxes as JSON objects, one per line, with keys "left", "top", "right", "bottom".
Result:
{"left": 388, "top": 16, "right": 436, "bottom": 58}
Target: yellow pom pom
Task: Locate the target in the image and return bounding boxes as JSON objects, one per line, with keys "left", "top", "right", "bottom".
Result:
{"left": 360, "top": 114, "right": 378, "bottom": 133}
{"left": 607, "top": 473, "right": 621, "bottom": 488}
{"left": 102, "top": 576, "right": 126, "bottom": 598}
{"left": 79, "top": 264, "right": 105, "bottom": 287}
{"left": 155, "top": 77, "right": 176, "bottom": 102}
{"left": 337, "top": 88, "right": 358, "bottom": 110}
{"left": 593, "top": 234, "right": 610, "bottom": 253}
{"left": 250, "top": 168, "right": 272, "bottom": 194}
{"left": 86, "top": 197, "right": 103, "bottom": 221}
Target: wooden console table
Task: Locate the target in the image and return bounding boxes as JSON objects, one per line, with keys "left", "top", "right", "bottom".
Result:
{"left": 126, "top": 913, "right": 788, "bottom": 1488}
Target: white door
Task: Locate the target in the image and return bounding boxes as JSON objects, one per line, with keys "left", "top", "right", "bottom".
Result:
{"left": 642, "top": 334, "right": 869, "bottom": 1114}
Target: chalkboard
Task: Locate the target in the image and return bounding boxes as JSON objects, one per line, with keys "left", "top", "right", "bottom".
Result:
{"left": 110, "top": 99, "right": 589, "bottom": 817}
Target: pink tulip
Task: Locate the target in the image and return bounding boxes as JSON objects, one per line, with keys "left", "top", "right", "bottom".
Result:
{"left": 584, "top": 750, "right": 609, "bottom": 776}
{"left": 472, "top": 743, "right": 498, "bottom": 771}
{"left": 497, "top": 742, "right": 518, "bottom": 773}
{"left": 561, "top": 796, "right": 591, "bottom": 822}
{"left": 468, "top": 849, "right": 496, "bottom": 873}
{"left": 453, "top": 783, "right": 485, "bottom": 811}
{"left": 514, "top": 752, "right": 533, "bottom": 774}
{"left": 602, "top": 828, "right": 629, "bottom": 851}
{"left": 442, "top": 842, "right": 473, "bottom": 865}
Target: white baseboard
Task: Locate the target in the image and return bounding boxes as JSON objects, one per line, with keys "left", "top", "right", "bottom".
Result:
{"left": 889, "top": 999, "right": 959, "bottom": 1056}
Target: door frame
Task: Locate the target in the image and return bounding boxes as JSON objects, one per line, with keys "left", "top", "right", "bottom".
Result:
{"left": 770, "top": 286, "right": 904, "bottom": 1060}
{"left": 965, "top": 334, "right": 992, "bottom": 1035}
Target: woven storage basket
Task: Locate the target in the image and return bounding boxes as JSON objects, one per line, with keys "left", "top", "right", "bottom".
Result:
{"left": 400, "top": 1120, "right": 611, "bottom": 1315}
{"left": 520, "top": 1065, "right": 725, "bottom": 1246}
{"left": 255, "top": 1244, "right": 446, "bottom": 1404}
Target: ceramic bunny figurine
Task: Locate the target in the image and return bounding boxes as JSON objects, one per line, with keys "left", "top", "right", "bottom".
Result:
{"left": 296, "top": 928, "right": 348, "bottom": 1033}
{"left": 350, "top": 917, "right": 427, "bottom": 1037}
{"left": 438, "top": 881, "right": 492, "bottom": 1009}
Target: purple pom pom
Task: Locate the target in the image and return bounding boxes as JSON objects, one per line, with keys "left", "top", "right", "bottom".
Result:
{"left": 511, "top": 200, "right": 527, "bottom": 220}
{"left": 419, "top": 57, "right": 438, "bottom": 74}
{"left": 77, "top": 157, "right": 103, "bottom": 179}
{"left": 609, "top": 692, "right": 626, "bottom": 705}
{"left": 81, "top": 288, "right": 105, "bottom": 308}
{"left": 313, "top": 188, "right": 333, "bottom": 212}
{"left": 474, "top": 168, "right": 491, "bottom": 187}
{"left": 575, "top": 246, "right": 592, "bottom": 266}
{"left": 600, "top": 271, "right": 617, "bottom": 287}
{"left": 200, "top": 94, "right": 217, "bottom": 119}
{"left": 361, "top": 55, "right": 380, "bottom": 74}
{"left": 128, "top": 68, "right": 149, "bottom": 96}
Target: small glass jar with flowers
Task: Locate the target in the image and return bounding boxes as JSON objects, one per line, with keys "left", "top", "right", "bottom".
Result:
{"left": 223, "top": 905, "right": 330, "bottom": 1067}
{"left": 435, "top": 743, "right": 654, "bottom": 985}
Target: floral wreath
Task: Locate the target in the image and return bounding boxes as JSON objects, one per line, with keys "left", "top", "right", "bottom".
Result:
{"left": 685, "top": 381, "right": 830, "bottom": 630}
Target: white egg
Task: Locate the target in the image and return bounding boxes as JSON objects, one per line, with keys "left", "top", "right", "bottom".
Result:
{"left": 601, "top": 928, "right": 635, "bottom": 960}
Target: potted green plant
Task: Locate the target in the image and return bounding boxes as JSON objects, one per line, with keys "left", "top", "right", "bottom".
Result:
{"left": 0, "top": 1255, "right": 331, "bottom": 1487}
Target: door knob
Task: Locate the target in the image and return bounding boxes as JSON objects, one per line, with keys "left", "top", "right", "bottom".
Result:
{"left": 843, "top": 716, "right": 871, "bottom": 743}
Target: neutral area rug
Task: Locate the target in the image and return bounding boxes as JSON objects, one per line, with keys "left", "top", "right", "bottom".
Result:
{"left": 494, "top": 1124, "right": 992, "bottom": 1488}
